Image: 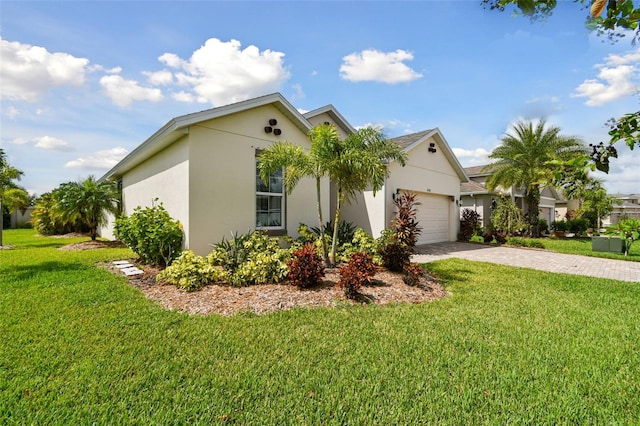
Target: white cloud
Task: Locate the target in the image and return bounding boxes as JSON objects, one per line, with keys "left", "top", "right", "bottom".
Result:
{"left": 100, "top": 74, "right": 164, "bottom": 107}
{"left": 8, "top": 137, "right": 29, "bottom": 145}
{"left": 601, "top": 147, "right": 640, "bottom": 194}
{"left": 452, "top": 147, "right": 492, "bottom": 166}
{"left": 158, "top": 38, "right": 290, "bottom": 106}
{"left": 144, "top": 69, "right": 173, "bottom": 85}
{"left": 573, "top": 48, "right": 640, "bottom": 106}
{"left": 340, "top": 49, "right": 423, "bottom": 83}
{"left": 33, "top": 136, "right": 73, "bottom": 151}
{"left": 64, "top": 147, "right": 129, "bottom": 170}
{"left": 4, "top": 106, "right": 19, "bottom": 119}
{"left": 0, "top": 37, "right": 89, "bottom": 101}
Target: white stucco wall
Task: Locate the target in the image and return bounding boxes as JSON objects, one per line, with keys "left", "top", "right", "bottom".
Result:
{"left": 99, "top": 137, "right": 190, "bottom": 242}
{"left": 187, "top": 104, "right": 329, "bottom": 255}
{"left": 341, "top": 133, "right": 463, "bottom": 242}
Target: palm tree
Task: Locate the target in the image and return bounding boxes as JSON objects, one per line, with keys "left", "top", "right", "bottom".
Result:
{"left": 0, "top": 148, "right": 27, "bottom": 246}
{"left": 327, "top": 127, "right": 407, "bottom": 264}
{"left": 258, "top": 124, "right": 340, "bottom": 265}
{"left": 259, "top": 124, "right": 407, "bottom": 266}
{"left": 486, "top": 120, "right": 586, "bottom": 237}
{"left": 53, "top": 175, "right": 120, "bottom": 240}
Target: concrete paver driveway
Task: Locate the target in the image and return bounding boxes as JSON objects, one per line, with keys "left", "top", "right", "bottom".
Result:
{"left": 412, "top": 242, "right": 640, "bottom": 283}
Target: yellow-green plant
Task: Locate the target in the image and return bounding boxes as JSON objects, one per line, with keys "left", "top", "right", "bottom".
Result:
{"left": 156, "top": 250, "right": 225, "bottom": 291}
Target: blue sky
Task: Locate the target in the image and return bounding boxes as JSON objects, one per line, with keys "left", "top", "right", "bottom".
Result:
{"left": 1, "top": 1, "right": 639, "bottom": 195}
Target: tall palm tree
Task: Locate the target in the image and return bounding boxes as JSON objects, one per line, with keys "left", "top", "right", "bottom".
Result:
{"left": 53, "top": 175, "right": 120, "bottom": 240}
{"left": 327, "top": 127, "right": 407, "bottom": 264}
{"left": 258, "top": 124, "right": 340, "bottom": 266}
{"left": 486, "top": 120, "right": 586, "bottom": 237}
{"left": 0, "top": 148, "right": 27, "bottom": 246}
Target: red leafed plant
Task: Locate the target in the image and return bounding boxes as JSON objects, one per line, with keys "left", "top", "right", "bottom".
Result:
{"left": 380, "top": 191, "right": 422, "bottom": 272}
{"left": 402, "top": 263, "right": 425, "bottom": 287}
{"left": 338, "top": 252, "right": 377, "bottom": 299}
{"left": 287, "top": 243, "right": 325, "bottom": 288}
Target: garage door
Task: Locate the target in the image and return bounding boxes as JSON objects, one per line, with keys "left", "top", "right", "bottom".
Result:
{"left": 413, "top": 192, "right": 450, "bottom": 244}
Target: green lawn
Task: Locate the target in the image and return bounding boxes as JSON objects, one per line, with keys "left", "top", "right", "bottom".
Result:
{"left": 531, "top": 237, "right": 640, "bottom": 262}
{"left": 1, "top": 229, "right": 639, "bottom": 424}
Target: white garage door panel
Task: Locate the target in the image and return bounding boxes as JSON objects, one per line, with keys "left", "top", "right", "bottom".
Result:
{"left": 413, "top": 193, "right": 450, "bottom": 244}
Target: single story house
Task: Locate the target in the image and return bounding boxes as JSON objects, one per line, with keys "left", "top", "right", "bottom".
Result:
{"left": 99, "top": 93, "right": 467, "bottom": 255}
{"left": 460, "top": 165, "right": 567, "bottom": 229}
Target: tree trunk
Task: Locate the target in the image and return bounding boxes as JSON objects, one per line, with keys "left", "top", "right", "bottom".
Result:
{"left": 329, "top": 188, "right": 345, "bottom": 267}
{"left": 315, "top": 177, "right": 330, "bottom": 267}
{"left": 526, "top": 186, "right": 541, "bottom": 238}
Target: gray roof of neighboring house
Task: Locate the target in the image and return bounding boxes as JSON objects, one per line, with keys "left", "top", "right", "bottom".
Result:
{"left": 464, "top": 165, "right": 494, "bottom": 177}
{"left": 460, "top": 181, "right": 489, "bottom": 195}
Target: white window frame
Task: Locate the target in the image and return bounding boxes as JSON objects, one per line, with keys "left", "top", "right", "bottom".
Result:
{"left": 255, "top": 157, "right": 285, "bottom": 231}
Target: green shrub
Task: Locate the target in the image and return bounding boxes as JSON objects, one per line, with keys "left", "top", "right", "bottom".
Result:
{"left": 209, "top": 231, "right": 290, "bottom": 286}
{"left": 470, "top": 235, "right": 485, "bottom": 243}
{"left": 287, "top": 243, "right": 325, "bottom": 288}
{"left": 567, "top": 218, "right": 589, "bottom": 235}
{"left": 311, "top": 220, "right": 356, "bottom": 247}
{"left": 340, "top": 228, "right": 384, "bottom": 265}
{"left": 551, "top": 220, "right": 567, "bottom": 232}
{"left": 338, "top": 252, "right": 377, "bottom": 299}
{"left": 460, "top": 209, "right": 481, "bottom": 241}
{"left": 505, "top": 237, "right": 545, "bottom": 249}
{"left": 114, "top": 202, "right": 183, "bottom": 267}
{"left": 156, "top": 250, "right": 225, "bottom": 291}
{"left": 607, "top": 218, "right": 640, "bottom": 256}
{"left": 538, "top": 218, "right": 548, "bottom": 234}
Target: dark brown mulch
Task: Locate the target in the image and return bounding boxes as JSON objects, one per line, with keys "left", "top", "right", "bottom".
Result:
{"left": 105, "top": 262, "right": 449, "bottom": 317}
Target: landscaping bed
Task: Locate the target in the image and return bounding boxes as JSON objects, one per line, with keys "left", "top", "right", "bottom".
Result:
{"left": 111, "top": 262, "right": 448, "bottom": 316}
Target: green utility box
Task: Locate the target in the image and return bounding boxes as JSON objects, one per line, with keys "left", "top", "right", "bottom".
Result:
{"left": 592, "top": 236, "right": 625, "bottom": 253}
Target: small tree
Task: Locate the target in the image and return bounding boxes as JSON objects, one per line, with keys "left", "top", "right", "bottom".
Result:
{"left": 380, "top": 192, "right": 422, "bottom": 272}
{"left": 0, "top": 148, "right": 27, "bottom": 246}
{"left": 460, "top": 208, "right": 481, "bottom": 241}
{"left": 491, "top": 196, "right": 525, "bottom": 236}
{"left": 608, "top": 218, "right": 640, "bottom": 256}
{"left": 53, "top": 176, "right": 120, "bottom": 240}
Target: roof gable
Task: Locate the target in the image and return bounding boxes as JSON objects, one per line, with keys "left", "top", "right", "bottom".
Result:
{"left": 101, "top": 93, "right": 313, "bottom": 180}
{"left": 389, "top": 128, "right": 468, "bottom": 182}
{"left": 303, "top": 105, "right": 355, "bottom": 135}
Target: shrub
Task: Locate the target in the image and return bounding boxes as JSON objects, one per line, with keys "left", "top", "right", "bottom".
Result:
{"left": 491, "top": 197, "right": 526, "bottom": 235}
{"left": 567, "top": 218, "right": 589, "bottom": 235}
{"left": 505, "top": 237, "right": 545, "bottom": 249}
{"left": 460, "top": 209, "right": 481, "bottom": 241}
{"left": 209, "top": 231, "right": 290, "bottom": 286}
{"left": 402, "top": 263, "right": 425, "bottom": 286}
{"left": 470, "top": 235, "right": 485, "bottom": 243}
{"left": 551, "top": 220, "right": 568, "bottom": 232}
{"left": 338, "top": 252, "right": 377, "bottom": 299}
{"left": 311, "top": 220, "right": 356, "bottom": 246}
{"left": 380, "top": 192, "right": 422, "bottom": 272}
{"left": 287, "top": 243, "right": 325, "bottom": 288}
{"left": 114, "top": 202, "right": 183, "bottom": 267}
{"left": 538, "top": 218, "right": 548, "bottom": 235}
{"left": 340, "top": 228, "right": 384, "bottom": 265}
{"left": 607, "top": 218, "right": 640, "bottom": 256}
{"left": 484, "top": 231, "right": 506, "bottom": 244}
{"left": 156, "top": 250, "right": 225, "bottom": 291}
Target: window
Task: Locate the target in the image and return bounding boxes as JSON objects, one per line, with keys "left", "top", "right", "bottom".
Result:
{"left": 256, "top": 159, "right": 284, "bottom": 229}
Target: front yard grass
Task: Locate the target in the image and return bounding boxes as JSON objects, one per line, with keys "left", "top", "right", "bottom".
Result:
{"left": 1, "top": 229, "right": 639, "bottom": 424}
{"left": 532, "top": 237, "right": 640, "bottom": 261}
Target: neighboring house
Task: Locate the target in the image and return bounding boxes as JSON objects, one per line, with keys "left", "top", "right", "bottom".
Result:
{"left": 340, "top": 129, "right": 468, "bottom": 245}
{"left": 459, "top": 165, "right": 566, "bottom": 229}
{"left": 99, "top": 93, "right": 467, "bottom": 255}
{"left": 8, "top": 206, "right": 33, "bottom": 228}
{"left": 604, "top": 194, "right": 640, "bottom": 225}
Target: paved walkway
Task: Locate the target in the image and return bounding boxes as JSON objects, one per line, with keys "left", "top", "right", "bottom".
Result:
{"left": 412, "top": 242, "right": 640, "bottom": 283}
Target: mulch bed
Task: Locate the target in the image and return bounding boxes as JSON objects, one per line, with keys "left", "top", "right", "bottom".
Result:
{"left": 60, "top": 240, "right": 449, "bottom": 316}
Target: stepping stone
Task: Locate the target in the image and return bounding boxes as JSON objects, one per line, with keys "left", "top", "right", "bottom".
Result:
{"left": 122, "top": 267, "right": 144, "bottom": 276}
{"left": 115, "top": 263, "right": 135, "bottom": 269}
{"left": 113, "top": 260, "right": 131, "bottom": 265}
